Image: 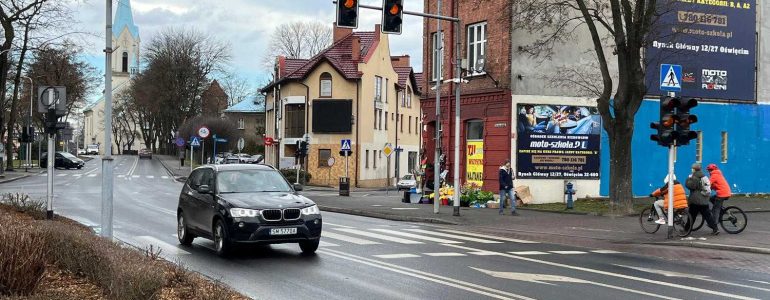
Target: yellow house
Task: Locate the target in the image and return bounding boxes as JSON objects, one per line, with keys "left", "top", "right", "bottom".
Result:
{"left": 262, "top": 24, "right": 422, "bottom": 188}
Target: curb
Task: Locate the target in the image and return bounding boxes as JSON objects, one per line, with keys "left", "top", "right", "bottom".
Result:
{"left": 646, "top": 241, "right": 770, "bottom": 255}
{"left": 0, "top": 171, "right": 44, "bottom": 184}
{"left": 318, "top": 205, "right": 459, "bottom": 225}
{"left": 156, "top": 158, "right": 187, "bottom": 183}
{"left": 517, "top": 207, "right": 639, "bottom": 217}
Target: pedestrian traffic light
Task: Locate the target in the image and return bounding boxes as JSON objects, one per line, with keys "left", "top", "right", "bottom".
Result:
{"left": 650, "top": 96, "right": 680, "bottom": 147}
{"left": 299, "top": 141, "right": 309, "bottom": 158}
{"left": 336, "top": 0, "right": 358, "bottom": 29}
{"left": 382, "top": 0, "right": 403, "bottom": 34}
{"left": 676, "top": 98, "right": 699, "bottom": 146}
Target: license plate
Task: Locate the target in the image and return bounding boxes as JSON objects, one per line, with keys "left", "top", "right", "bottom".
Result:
{"left": 269, "top": 228, "right": 297, "bottom": 235}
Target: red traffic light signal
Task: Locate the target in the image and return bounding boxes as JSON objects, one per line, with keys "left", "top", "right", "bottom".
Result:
{"left": 382, "top": 0, "right": 403, "bottom": 34}
{"left": 651, "top": 96, "right": 680, "bottom": 147}
{"left": 676, "top": 98, "right": 699, "bottom": 146}
{"left": 336, "top": 0, "right": 358, "bottom": 29}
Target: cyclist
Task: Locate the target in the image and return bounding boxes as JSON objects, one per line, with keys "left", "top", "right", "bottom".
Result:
{"left": 707, "top": 164, "right": 732, "bottom": 222}
{"left": 649, "top": 175, "right": 688, "bottom": 225}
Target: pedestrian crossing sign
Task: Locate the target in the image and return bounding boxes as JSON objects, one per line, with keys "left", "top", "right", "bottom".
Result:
{"left": 660, "top": 64, "right": 682, "bottom": 92}
{"left": 341, "top": 139, "right": 352, "bottom": 151}
{"left": 190, "top": 136, "right": 201, "bottom": 147}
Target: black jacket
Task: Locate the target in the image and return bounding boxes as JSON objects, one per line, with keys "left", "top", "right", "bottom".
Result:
{"left": 499, "top": 167, "right": 514, "bottom": 190}
{"left": 685, "top": 171, "right": 710, "bottom": 206}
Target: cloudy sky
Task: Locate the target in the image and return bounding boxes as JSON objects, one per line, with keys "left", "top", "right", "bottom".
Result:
{"left": 72, "top": 0, "right": 425, "bottom": 103}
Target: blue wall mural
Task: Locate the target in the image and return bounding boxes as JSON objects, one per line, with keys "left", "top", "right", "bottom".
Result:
{"left": 600, "top": 100, "right": 770, "bottom": 196}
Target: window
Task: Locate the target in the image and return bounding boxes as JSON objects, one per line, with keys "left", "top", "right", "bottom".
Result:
{"left": 466, "top": 120, "right": 484, "bottom": 140}
{"left": 121, "top": 52, "right": 128, "bottom": 73}
{"left": 238, "top": 118, "right": 245, "bottom": 130}
{"left": 416, "top": 117, "right": 419, "bottom": 134}
{"left": 400, "top": 114, "right": 404, "bottom": 132}
{"left": 385, "top": 111, "right": 388, "bottom": 130}
{"left": 695, "top": 131, "right": 703, "bottom": 163}
{"left": 431, "top": 31, "right": 444, "bottom": 81}
{"left": 721, "top": 131, "right": 728, "bottom": 163}
{"left": 318, "top": 149, "right": 331, "bottom": 167}
{"left": 320, "top": 72, "right": 332, "bottom": 97}
{"left": 407, "top": 87, "right": 412, "bottom": 108}
{"left": 379, "top": 110, "right": 383, "bottom": 130}
{"left": 467, "top": 22, "right": 487, "bottom": 75}
{"left": 374, "top": 109, "right": 378, "bottom": 129}
{"left": 366, "top": 150, "right": 369, "bottom": 168}
{"left": 284, "top": 104, "right": 305, "bottom": 138}
{"left": 384, "top": 78, "right": 388, "bottom": 103}
{"left": 400, "top": 90, "right": 405, "bottom": 107}
{"left": 374, "top": 150, "right": 378, "bottom": 168}
{"left": 408, "top": 116, "right": 412, "bottom": 133}
{"left": 408, "top": 151, "right": 417, "bottom": 174}
{"left": 375, "top": 76, "right": 383, "bottom": 102}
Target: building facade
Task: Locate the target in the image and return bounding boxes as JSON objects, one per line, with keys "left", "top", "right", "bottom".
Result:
{"left": 222, "top": 100, "right": 266, "bottom": 153}
{"left": 263, "top": 24, "right": 422, "bottom": 188}
{"left": 420, "top": 0, "right": 513, "bottom": 191}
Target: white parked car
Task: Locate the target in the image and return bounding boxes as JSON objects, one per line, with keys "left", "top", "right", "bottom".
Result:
{"left": 397, "top": 174, "right": 417, "bottom": 191}
{"left": 77, "top": 149, "right": 86, "bottom": 155}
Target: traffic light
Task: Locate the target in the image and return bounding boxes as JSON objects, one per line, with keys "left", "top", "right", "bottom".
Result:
{"left": 382, "top": 0, "right": 403, "bottom": 34}
{"left": 650, "top": 96, "right": 679, "bottom": 147}
{"left": 336, "top": 0, "right": 358, "bottom": 29}
{"left": 676, "top": 98, "right": 699, "bottom": 145}
{"left": 300, "top": 141, "right": 308, "bottom": 157}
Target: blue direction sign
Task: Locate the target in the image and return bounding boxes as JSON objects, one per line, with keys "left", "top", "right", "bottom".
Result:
{"left": 659, "top": 64, "right": 682, "bottom": 92}
{"left": 175, "top": 137, "right": 185, "bottom": 147}
{"left": 190, "top": 136, "right": 201, "bottom": 147}
{"left": 341, "top": 139, "right": 352, "bottom": 151}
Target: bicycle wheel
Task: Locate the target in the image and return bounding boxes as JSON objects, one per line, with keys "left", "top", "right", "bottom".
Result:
{"left": 640, "top": 207, "right": 661, "bottom": 234}
{"left": 691, "top": 212, "right": 705, "bottom": 232}
{"left": 675, "top": 210, "right": 692, "bottom": 237}
{"left": 720, "top": 206, "right": 747, "bottom": 234}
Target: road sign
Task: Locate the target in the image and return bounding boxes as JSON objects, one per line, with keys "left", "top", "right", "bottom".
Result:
{"left": 327, "top": 157, "right": 335, "bottom": 167}
{"left": 197, "top": 126, "right": 210, "bottom": 139}
{"left": 175, "top": 137, "right": 185, "bottom": 147}
{"left": 383, "top": 143, "right": 393, "bottom": 157}
{"left": 237, "top": 137, "right": 245, "bottom": 151}
{"left": 215, "top": 137, "right": 228, "bottom": 143}
{"left": 190, "top": 136, "right": 201, "bottom": 147}
{"left": 37, "top": 86, "right": 67, "bottom": 115}
{"left": 264, "top": 137, "right": 274, "bottom": 146}
{"left": 341, "top": 139, "right": 352, "bottom": 151}
{"left": 660, "top": 64, "right": 682, "bottom": 92}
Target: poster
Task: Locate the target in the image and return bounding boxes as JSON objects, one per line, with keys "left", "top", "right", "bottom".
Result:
{"left": 645, "top": 0, "right": 756, "bottom": 101}
{"left": 516, "top": 104, "right": 601, "bottom": 179}
{"left": 466, "top": 141, "right": 484, "bottom": 187}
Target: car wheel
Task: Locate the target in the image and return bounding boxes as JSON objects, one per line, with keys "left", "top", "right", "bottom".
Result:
{"left": 299, "top": 239, "right": 320, "bottom": 255}
{"left": 213, "top": 220, "right": 231, "bottom": 257}
{"left": 177, "top": 213, "right": 194, "bottom": 246}
{"left": 77, "top": 166, "right": 83, "bottom": 169}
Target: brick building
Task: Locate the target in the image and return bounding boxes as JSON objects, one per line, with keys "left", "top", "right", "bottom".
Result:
{"left": 420, "top": 0, "right": 513, "bottom": 191}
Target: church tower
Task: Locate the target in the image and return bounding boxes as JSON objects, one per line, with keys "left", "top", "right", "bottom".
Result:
{"left": 112, "top": 0, "right": 140, "bottom": 88}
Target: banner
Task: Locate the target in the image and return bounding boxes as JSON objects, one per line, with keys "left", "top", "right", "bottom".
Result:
{"left": 645, "top": 0, "right": 756, "bottom": 101}
{"left": 466, "top": 141, "right": 484, "bottom": 187}
{"left": 516, "top": 104, "right": 601, "bottom": 179}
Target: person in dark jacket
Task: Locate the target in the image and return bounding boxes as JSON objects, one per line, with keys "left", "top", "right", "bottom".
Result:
{"left": 498, "top": 160, "right": 518, "bottom": 215}
{"left": 685, "top": 163, "right": 718, "bottom": 235}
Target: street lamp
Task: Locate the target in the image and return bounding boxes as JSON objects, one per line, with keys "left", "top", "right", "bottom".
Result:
{"left": 22, "top": 76, "right": 32, "bottom": 171}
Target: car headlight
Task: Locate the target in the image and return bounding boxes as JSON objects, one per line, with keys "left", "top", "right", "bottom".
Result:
{"left": 229, "top": 208, "right": 260, "bottom": 218}
{"left": 301, "top": 205, "right": 320, "bottom": 215}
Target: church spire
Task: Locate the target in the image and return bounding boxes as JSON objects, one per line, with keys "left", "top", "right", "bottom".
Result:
{"left": 113, "top": 0, "right": 139, "bottom": 39}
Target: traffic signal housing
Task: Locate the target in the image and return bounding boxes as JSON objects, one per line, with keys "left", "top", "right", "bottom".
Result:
{"left": 650, "top": 96, "right": 680, "bottom": 147}
{"left": 336, "top": 0, "right": 359, "bottom": 29}
{"left": 382, "top": 0, "right": 403, "bottom": 34}
{"left": 676, "top": 98, "right": 699, "bottom": 145}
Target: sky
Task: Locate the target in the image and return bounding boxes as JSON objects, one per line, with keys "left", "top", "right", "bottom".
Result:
{"left": 72, "top": 0, "right": 425, "bottom": 104}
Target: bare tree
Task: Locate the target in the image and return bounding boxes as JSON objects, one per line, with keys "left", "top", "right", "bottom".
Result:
{"left": 220, "top": 73, "right": 253, "bottom": 106}
{"left": 262, "top": 21, "right": 332, "bottom": 69}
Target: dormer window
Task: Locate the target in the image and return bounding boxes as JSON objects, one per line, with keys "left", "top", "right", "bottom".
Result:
{"left": 122, "top": 52, "right": 128, "bottom": 73}
{"left": 320, "top": 72, "right": 332, "bottom": 97}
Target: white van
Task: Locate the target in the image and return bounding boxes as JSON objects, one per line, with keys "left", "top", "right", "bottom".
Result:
{"left": 86, "top": 144, "right": 99, "bottom": 155}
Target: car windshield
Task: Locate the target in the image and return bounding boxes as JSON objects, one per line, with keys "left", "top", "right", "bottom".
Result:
{"left": 60, "top": 152, "right": 77, "bottom": 159}
{"left": 216, "top": 170, "right": 292, "bottom": 193}
{"left": 401, "top": 174, "right": 414, "bottom": 180}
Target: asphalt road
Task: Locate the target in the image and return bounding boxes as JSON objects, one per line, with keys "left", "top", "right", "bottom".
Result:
{"left": 2, "top": 156, "right": 770, "bottom": 300}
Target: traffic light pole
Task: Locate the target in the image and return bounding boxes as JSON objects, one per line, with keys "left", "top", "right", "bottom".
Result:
{"left": 667, "top": 92, "right": 676, "bottom": 239}
{"left": 101, "top": 0, "right": 115, "bottom": 238}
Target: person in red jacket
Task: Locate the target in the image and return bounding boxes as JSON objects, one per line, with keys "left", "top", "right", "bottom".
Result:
{"left": 707, "top": 164, "right": 731, "bottom": 221}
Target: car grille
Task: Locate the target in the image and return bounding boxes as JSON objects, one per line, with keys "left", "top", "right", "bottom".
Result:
{"left": 261, "top": 209, "right": 282, "bottom": 221}
{"left": 283, "top": 208, "right": 301, "bottom": 221}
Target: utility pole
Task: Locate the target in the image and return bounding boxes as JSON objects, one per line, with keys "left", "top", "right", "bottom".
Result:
{"left": 433, "top": 0, "right": 442, "bottom": 214}
{"left": 46, "top": 89, "right": 55, "bottom": 220}
{"left": 452, "top": 11, "right": 462, "bottom": 217}
{"left": 23, "top": 76, "right": 32, "bottom": 171}
{"left": 101, "top": 0, "right": 115, "bottom": 239}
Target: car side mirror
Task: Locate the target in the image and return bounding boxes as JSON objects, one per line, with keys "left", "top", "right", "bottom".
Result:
{"left": 293, "top": 183, "right": 303, "bottom": 192}
{"left": 197, "top": 185, "right": 211, "bottom": 194}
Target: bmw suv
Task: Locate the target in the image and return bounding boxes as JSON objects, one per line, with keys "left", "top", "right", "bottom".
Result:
{"left": 176, "top": 164, "right": 322, "bottom": 256}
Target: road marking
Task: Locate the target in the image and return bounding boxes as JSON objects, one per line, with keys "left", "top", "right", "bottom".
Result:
{"left": 134, "top": 236, "right": 191, "bottom": 255}
{"left": 161, "top": 176, "right": 169, "bottom": 179}
{"left": 125, "top": 156, "right": 139, "bottom": 176}
{"left": 591, "top": 250, "right": 623, "bottom": 254}
{"left": 322, "top": 222, "right": 355, "bottom": 229}
{"left": 132, "top": 175, "right": 140, "bottom": 178}
{"left": 320, "top": 248, "right": 533, "bottom": 300}
{"left": 57, "top": 174, "right": 68, "bottom": 177}
{"left": 73, "top": 174, "right": 82, "bottom": 177}
{"left": 469, "top": 251, "right": 499, "bottom": 256}
{"left": 371, "top": 229, "right": 463, "bottom": 244}
{"left": 319, "top": 241, "right": 339, "bottom": 247}
{"left": 616, "top": 264, "right": 770, "bottom": 293}
{"left": 373, "top": 254, "right": 421, "bottom": 259}
{"left": 405, "top": 229, "right": 503, "bottom": 244}
{"left": 391, "top": 207, "right": 419, "bottom": 210}
{"left": 548, "top": 250, "right": 587, "bottom": 255}
{"left": 87, "top": 174, "right": 97, "bottom": 177}
{"left": 333, "top": 228, "right": 424, "bottom": 244}
{"left": 424, "top": 252, "right": 467, "bottom": 257}
{"left": 508, "top": 251, "right": 549, "bottom": 255}
{"left": 322, "top": 232, "right": 381, "bottom": 245}
{"left": 117, "top": 175, "right": 125, "bottom": 178}
{"left": 436, "top": 229, "right": 539, "bottom": 244}
{"left": 443, "top": 244, "right": 759, "bottom": 300}
{"left": 38, "top": 174, "right": 46, "bottom": 176}
{"left": 146, "top": 175, "right": 154, "bottom": 179}
{"left": 747, "top": 280, "right": 770, "bottom": 286}
{"left": 473, "top": 268, "right": 677, "bottom": 300}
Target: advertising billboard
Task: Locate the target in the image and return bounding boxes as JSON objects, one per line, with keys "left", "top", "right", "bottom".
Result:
{"left": 516, "top": 104, "right": 601, "bottom": 179}
{"left": 466, "top": 141, "right": 484, "bottom": 187}
{"left": 646, "top": 1, "right": 757, "bottom": 101}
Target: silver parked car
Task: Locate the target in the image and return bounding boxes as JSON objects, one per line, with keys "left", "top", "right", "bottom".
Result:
{"left": 397, "top": 174, "right": 417, "bottom": 191}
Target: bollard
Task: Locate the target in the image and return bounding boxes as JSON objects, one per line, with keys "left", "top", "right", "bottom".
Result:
{"left": 565, "top": 181, "right": 576, "bottom": 210}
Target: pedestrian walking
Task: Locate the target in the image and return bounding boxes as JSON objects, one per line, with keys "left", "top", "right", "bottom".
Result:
{"left": 498, "top": 160, "right": 518, "bottom": 216}
{"left": 685, "top": 163, "right": 719, "bottom": 235}
{"left": 706, "top": 164, "right": 731, "bottom": 222}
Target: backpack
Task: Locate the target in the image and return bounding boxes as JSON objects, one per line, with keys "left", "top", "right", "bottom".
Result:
{"left": 699, "top": 176, "right": 711, "bottom": 197}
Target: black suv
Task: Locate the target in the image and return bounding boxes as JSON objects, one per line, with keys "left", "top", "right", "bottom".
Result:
{"left": 41, "top": 151, "right": 84, "bottom": 169}
{"left": 176, "top": 164, "right": 322, "bottom": 256}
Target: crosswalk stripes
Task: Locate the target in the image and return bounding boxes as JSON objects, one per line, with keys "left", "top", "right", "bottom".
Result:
{"left": 333, "top": 228, "right": 424, "bottom": 244}
{"left": 509, "top": 251, "right": 549, "bottom": 255}
{"left": 424, "top": 252, "right": 467, "bottom": 257}
{"left": 322, "top": 231, "right": 381, "bottom": 245}
{"left": 591, "top": 250, "right": 623, "bottom": 254}
{"left": 548, "top": 250, "right": 587, "bottom": 255}
{"left": 36, "top": 173, "right": 172, "bottom": 180}
{"left": 87, "top": 174, "right": 97, "bottom": 177}
{"left": 435, "top": 229, "right": 540, "bottom": 244}
{"left": 319, "top": 241, "right": 340, "bottom": 247}
{"left": 57, "top": 174, "right": 67, "bottom": 177}
{"left": 373, "top": 254, "right": 420, "bottom": 259}
{"left": 404, "top": 229, "right": 503, "bottom": 244}
{"left": 371, "top": 229, "right": 464, "bottom": 244}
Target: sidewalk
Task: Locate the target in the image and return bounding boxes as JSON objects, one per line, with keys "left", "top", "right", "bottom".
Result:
{"left": 0, "top": 169, "right": 44, "bottom": 184}
{"left": 309, "top": 192, "right": 770, "bottom": 255}
{"left": 157, "top": 155, "right": 191, "bottom": 182}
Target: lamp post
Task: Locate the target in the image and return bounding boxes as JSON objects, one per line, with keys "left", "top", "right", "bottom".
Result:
{"left": 22, "top": 76, "right": 32, "bottom": 171}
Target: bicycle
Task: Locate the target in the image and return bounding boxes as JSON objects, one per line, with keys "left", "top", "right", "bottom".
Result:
{"left": 690, "top": 205, "right": 748, "bottom": 234}
{"left": 639, "top": 199, "right": 692, "bottom": 237}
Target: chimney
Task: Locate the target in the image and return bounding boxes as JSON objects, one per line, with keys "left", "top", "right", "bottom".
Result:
{"left": 391, "top": 55, "right": 410, "bottom": 67}
{"left": 351, "top": 36, "right": 361, "bottom": 61}
{"left": 333, "top": 22, "right": 352, "bottom": 43}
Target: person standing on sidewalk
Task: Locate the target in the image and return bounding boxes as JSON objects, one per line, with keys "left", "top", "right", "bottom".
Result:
{"left": 707, "top": 164, "right": 731, "bottom": 222}
{"left": 685, "top": 163, "right": 719, "bottom": 235}
{"left": 499, "top": 160, "right": 518, "bottom": 216}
